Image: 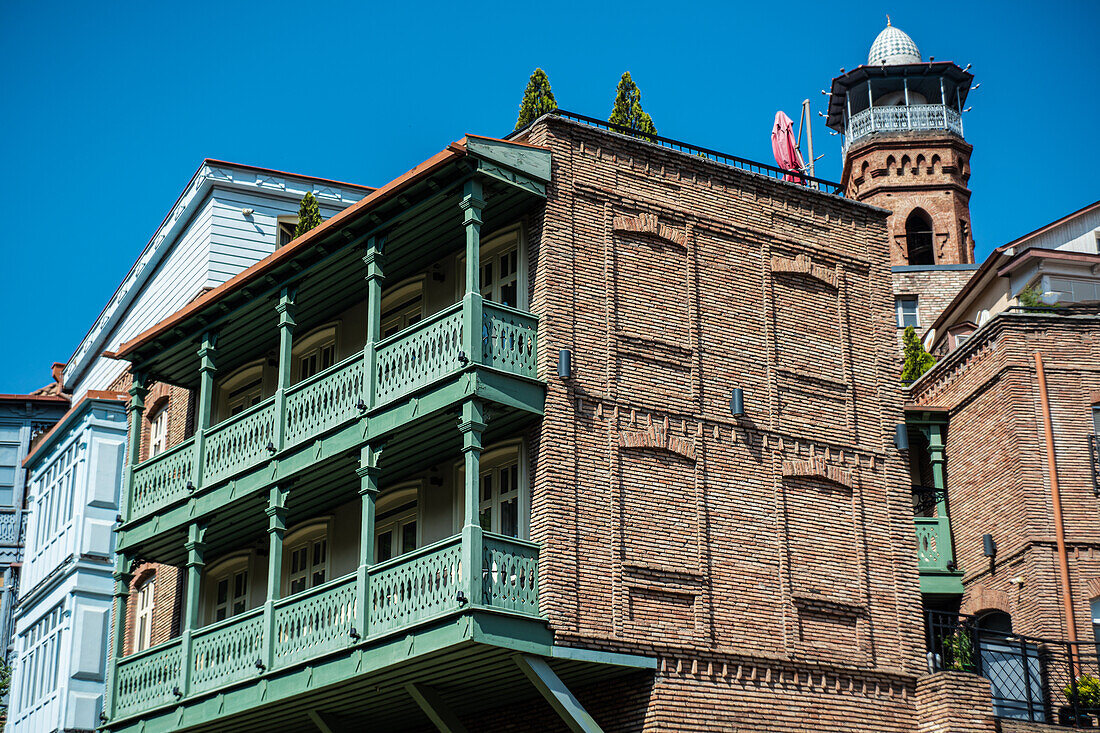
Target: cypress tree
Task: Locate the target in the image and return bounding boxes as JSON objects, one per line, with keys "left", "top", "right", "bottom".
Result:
{"left": 515, "top": 68, "right": 557, "bottom": 130}
{"left": 609, "top": 72, "right": 657, "bottom": 138}
{"left": 900, "top": 326, "right": 935, "bottom": 382}
{"left": 294, "top": 192, "right": 323, "bottom": 238}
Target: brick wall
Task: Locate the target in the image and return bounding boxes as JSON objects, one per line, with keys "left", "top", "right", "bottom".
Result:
{"left": 910, "top": 313, "right": 1100, "bottom": 640}
{"left": 513, "top": 116, "right": 928, "bottom": 730}
{"left": 843, "top": 131, "right": 975, "bottom": 268}
{"left": 109, "top": 368, "right": 191, "bottom": 656}
{"left": 915, "top": 671, "right": 997, "bottom": 733}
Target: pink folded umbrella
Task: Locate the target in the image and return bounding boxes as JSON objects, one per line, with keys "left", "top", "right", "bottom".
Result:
{"left": 771, "top": 111, "right": 806, "bottom": 184}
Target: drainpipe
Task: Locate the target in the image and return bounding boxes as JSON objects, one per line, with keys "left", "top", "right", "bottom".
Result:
{"left": 1035, "top": 352, "right": 1079, "bottom": 650}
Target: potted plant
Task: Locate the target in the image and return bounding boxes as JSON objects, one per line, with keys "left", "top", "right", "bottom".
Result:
{"left": 1060, "top": 673, "right": 1100, "bottom": 727}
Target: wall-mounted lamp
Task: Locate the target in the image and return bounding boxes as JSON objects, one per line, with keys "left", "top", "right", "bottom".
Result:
{"left": 982, "top": 533, "right": 997, "bottom": 558}
{"left": 558, "top": 349, "right": 572, "bottom": 379}
{"left": 894, "top": 424, "right": 910, "bottom": 450}
{"left": 729, "top": 388, "right": 745, "bottom": 418}
{"left": 241, "top": 208, "right": 254, "bottom": 217}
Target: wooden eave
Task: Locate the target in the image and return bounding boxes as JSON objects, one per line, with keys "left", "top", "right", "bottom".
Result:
{"left": 826, "top": 61, "right": 974, "bottom": 131}
{"left": 111, "top": 138, "right": 552, "bottom": 388}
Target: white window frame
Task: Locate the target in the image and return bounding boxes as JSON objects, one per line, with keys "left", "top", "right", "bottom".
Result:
{"left": 895, "top": 296, "right": 920, "bottom": 329}
{"left": 29, "top": 439, "right": 80, "bottom": 560}
{"left": 292, "top": 323, "right": 339, "bottom": 383}
{"left": 134, "top": 576, "right": 156, "bottom": 652}
{"left": 456, "top": 225, "right": 527, "bottom": 311}
{"left": 276, "top": 216, "right": 299, "bottom": 249}
{"left": 148, "top": 403, "right": 168, "bottom": 458}
{"left": 283, "top": 519, "right": 332, "bottom": 596}
{"left": 453, "top": 441, "right": 529, "bottom": 540}
{"left": 204, "top": 553, "right": 254, "bottom": 625}
{"left": 16, "top": 603, "right": 63, "bottom": 716}
{"left": 380, "top": 277, "right": 426, "bottom": 340}
{"left": 374, "top": 483, "right": 420, "bottom": 563}
{"left": 218, "top": 361, "right": 267, "bottom": 420}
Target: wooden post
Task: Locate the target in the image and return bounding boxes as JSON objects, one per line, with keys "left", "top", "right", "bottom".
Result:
{"left": 927, "top": 423, "right": 948, "bottom": 518}
{"left": 194, "top": 333, "right": 218, "bottom": 492}
{"left": 122, "top": 373, "right": 147, "bottom": 522}
{"left": 105, "top": 553, "right": 133, "bottom": 720}
{"left": 107, "top": 371, "right": 146, "bottom": 717}
{"left": 363, "top": 237, "right": 385, "bottom": 411}
{"left": 262, "top": 486, "right": 289, "bottom": 670}
{"left": 459, "top": 399, "right": 486, "bottom": 606}
{"left": 179, "top": 522, "right": 208, "bottom": 698}
{"left": 460, "top": 179, "right": 485, "bottom": 368}
{"left": 273, "top": 288, "right": 297, "bottom": 452}
{"left": 355, "top": 444, "right": 381, "bottom": 636}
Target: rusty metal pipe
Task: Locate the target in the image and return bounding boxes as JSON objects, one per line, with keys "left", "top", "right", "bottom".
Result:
{"left": 1035, "top": 352, "right": 1079, "bottom": 649}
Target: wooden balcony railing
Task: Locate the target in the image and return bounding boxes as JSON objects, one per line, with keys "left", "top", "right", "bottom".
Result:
{"left": 126, "top": 304, "right": 539, "bottom": 524}
{"left": 914, "top": 516, "right": 955, "bottom": 573}
{"left": 112, "top": 534, "right": 540, "bottom": 721}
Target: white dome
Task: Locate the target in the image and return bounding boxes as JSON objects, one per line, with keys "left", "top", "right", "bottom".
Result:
{"left": 868, "top": 23, "right": 922, "bottom": 66}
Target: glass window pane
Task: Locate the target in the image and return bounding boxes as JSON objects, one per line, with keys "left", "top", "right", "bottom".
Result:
{"left": 500, "top": 282, "right": 517, "bottom": 307}
{"left": 377, "top": 531, "right": 393, "bottom": 563}
{"left": 481, "top": 474, "right": 493, "bottom": 501}
{"left": 480, "top": 508, "right": 492, "bottom": 532}
{"left": 501, "top": 498, "right": 518, "bottom": 538}
{"left": 312, "top": 569, "right": 325, "bottom": 586}
{"left": 216, "top": 579, "right": 228, "bottom": 604}
{"left": 402, "top": 522, "right": 417, "bottom": 554}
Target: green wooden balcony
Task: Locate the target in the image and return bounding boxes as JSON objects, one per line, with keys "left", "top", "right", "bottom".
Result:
{"left": 112, "top": 533, "right": 539, "bottom": 725}
{"left": 125, "top": 302, "right": 539, "bottom": 526}
{"left": 914, "top": 516, "right": 964, "bottom": 595}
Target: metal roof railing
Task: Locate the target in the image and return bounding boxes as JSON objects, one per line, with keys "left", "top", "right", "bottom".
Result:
{"left": 516, "top": 109, "right": 844, "bottom": 196}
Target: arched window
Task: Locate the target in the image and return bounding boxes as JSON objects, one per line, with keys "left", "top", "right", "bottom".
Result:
{"left": 134, "top": 575, "right": 156, "bottom": 652}
{"left": 375, "top": 484, "right": 420, "bottom": 563}
{"left": 147, "top": 401, "right": 168, "bottom": 458}
{"left": 204, "top": 553, "right": 254, "bottom": 624}
{"left": 292, "top": 324, "right": 338, "bottom": 382}
{"left": 217, "top": 361, "right": 266, "bottom": 421}
{"left": 380, "top": 278, "right": 425, "bottom": 340}
{"left": 456, "top": 443, "right": 527, "bottom": 539}
{"left": 976, "top": 610, "right": 1013, "bottom": 634}
{"left": 906, "top": 209, "right": 935, "bottom": 265}
{"left": 283, "top": 521, "right": 330, "bottom": 595}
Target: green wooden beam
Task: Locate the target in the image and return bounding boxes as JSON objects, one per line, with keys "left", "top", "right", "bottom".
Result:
{"left": 514, "top": 654, "right": 604, "bottom": 733}
{"left": 306, "top": 710, "right": 339, "bottom": 733}
{"left": 405, "top": 683, "right": 469, "bottom": 733}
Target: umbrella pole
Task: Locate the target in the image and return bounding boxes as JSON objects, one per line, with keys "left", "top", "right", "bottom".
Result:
{"left": 802, "top": 99, "right": 816, "bottom": 183}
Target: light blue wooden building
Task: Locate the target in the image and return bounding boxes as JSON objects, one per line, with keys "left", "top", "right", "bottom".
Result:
{"left": 9, "top": 161, "right": 369, "bottom": 733}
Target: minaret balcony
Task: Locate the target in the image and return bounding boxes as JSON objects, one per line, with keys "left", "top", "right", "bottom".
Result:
{"left": 844, "top": 103, "right": 963, "bottom": 152}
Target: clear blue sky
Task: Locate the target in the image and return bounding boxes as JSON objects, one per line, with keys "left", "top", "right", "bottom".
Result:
{"left": 2, "top": 0, "right": 1097, "bottom": 393}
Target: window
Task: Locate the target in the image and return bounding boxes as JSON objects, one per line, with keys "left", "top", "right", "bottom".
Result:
{"left": 380, "top": 279, "right": 425, "bottom": 339}
{"left": 218, "top": 362, "right": 267, "bottom": 420}
{"left": 134, "top": 577, "right": 155, "bottom": 652}
{"left": 283, "top": 522, "right": 330, "bottom": 595}
{"left": 896, "top": 296, "right": 919, "bottom": 329}
{"left": 458, "top": 228, "right": 525, "bottom": 310}
{"left": 29, "top": 440, "right": 79, "bottom": 558}
{"left": 148, "top": 404, "right": 168, "bottom": 458}
{"left": 277, "top": 218, "right": 298, "bottom": 249}
{"left": 905, "top": 209, "right": 935, "bottom": 266}
{"left": 375, "top": 486, "right": 419, "bottom": 563}
{"left": 293, "top": 325, "right": 338, "bottom": 382}
{"left": 204, "top": 555, "right": 253, "bottom": 624}
{"left": 16, "top": 604, "right": 63, "bottom": 715}
{"left": 480, "top": 459, "right": 520, "bottom": 537}
{"left": 1092, "top": 597, "right": 1100, "bottom": 655}
{"left": 0, "top": 425, "right": 20, "bottom": 507}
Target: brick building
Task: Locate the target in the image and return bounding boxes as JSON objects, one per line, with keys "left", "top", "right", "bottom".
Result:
{"left": 906, "top": 201, "right": 1100, "bottom": 725}
{"left": 825, "top": 22, "right": 980, "bottom": 342}
{"left": 95, "top": 111, "right": 964, "bottom": 732}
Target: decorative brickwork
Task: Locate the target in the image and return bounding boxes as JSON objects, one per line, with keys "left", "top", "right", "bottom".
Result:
{"left": 512, "top": 116, "right": 927, "bottom": 730}
{"left": 893, "top": 268, "right": 978, "bottom": 340}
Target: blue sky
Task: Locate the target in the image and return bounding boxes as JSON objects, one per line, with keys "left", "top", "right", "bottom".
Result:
{"left": 1, "top": 0, "right": 1097, "bottom": 393}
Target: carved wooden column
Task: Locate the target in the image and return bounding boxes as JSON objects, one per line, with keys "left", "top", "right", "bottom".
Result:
{"left": 355, "top": 444, "right": 381, "bottom": 636}
{"left": 272, "top": 288, "right": 297, "bottom": 452}
{"left": 261, "top": 486, "right": 288, "bottom": 670}
{"left": 459, "top": 399, "right": 486, "bottom": 607}
{"left": 179, "top": 522, "right": 207, "bottom": 698}
{"left": 460, "top": 179, "right": 485, "bottom": 368}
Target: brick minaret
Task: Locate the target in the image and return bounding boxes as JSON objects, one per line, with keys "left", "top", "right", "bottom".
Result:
{"left": 826, "top": 21, "right": 979, "bottom": 334}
